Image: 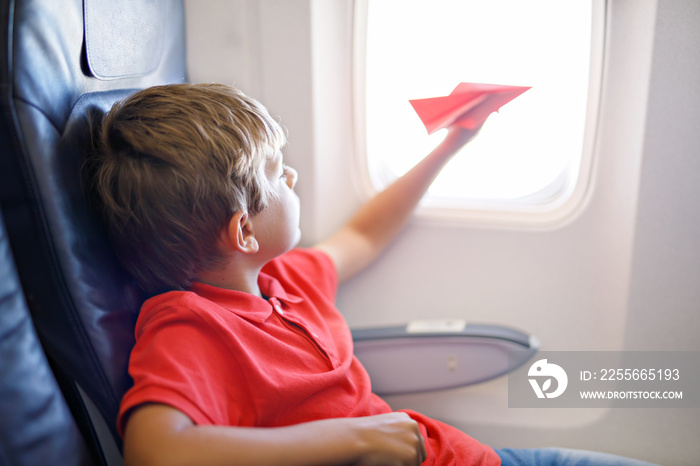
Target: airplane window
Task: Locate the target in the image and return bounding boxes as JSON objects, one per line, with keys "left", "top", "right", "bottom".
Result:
{"left": 355, "top": 0, "right": 605, "bottom": 224}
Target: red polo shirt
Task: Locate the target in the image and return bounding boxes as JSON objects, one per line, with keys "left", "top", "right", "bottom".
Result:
{"left": 118, "top": 248, "right": 499, "bottom": 465}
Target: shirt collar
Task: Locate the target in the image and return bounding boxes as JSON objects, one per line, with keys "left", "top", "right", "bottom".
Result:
{"left": 190, "top": 272, "right": 302, "bottom": 323}
{"left": 258, "top": 272, "right": 302, "bottom": 305}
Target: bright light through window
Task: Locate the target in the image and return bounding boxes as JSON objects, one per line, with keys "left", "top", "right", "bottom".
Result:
{"left": 360, "top": 0, "right": 600, "bottom": 209}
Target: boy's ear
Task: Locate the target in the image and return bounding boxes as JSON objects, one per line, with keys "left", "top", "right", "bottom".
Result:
{"left": 221, "top": 211, "right": 259, "bottom": 254}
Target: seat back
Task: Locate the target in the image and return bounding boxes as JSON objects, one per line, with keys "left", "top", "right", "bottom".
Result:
{"left": 0, "top": 0, "right": 186, "bottom": 453}
{"left": 0, "top": 211, "right": 92, "bottom": 466}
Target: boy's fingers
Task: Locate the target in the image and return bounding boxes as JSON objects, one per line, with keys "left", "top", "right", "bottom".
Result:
{"left": 398, "top": 413, "right": 426, "bottom": 465}
{"left": 415, "top": 421, "right": 426, "bottom": 465}
{"left": 438, "top": 125, "right": 482, "bottom": 156}
{"left": 419, "top": 433, "right": 427, "bottom": 464}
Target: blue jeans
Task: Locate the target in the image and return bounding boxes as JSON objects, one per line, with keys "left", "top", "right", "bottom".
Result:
{"left": 494, "top": 447, "right": 659, "bottom": 466}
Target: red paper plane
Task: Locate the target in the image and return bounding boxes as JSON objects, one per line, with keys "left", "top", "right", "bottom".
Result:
{"left": 409, "top": 82, "right": 531, "bottom": 134}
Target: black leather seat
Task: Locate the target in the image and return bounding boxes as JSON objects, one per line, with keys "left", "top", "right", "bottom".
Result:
{"left": 0, "top": 0, "right": 187, "bottom": 461}
{"left": 0, "top": 211, "right": 92, "bottom": 465}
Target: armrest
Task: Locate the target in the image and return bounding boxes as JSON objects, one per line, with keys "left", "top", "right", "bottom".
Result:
{"left": 351, "top": 320, "right": 539, "bottom": 396}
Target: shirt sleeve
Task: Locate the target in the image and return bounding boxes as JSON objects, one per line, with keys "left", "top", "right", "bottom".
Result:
{"left": 117, "top": 296, "right": 250, "bottom": 437}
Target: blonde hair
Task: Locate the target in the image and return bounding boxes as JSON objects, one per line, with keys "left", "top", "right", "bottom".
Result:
{"left": 85, "top": 83, "right": 286, "bottom": 294}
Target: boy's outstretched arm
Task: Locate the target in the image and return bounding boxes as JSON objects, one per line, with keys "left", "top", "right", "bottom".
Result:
{"left": 123, "top": 404, "right": 426, "bottom": 466}
{"left": 316, "top": 126, "right": 481, "bottom": 282}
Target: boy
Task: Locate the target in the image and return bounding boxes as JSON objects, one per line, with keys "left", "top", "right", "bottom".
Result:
{"left": 88, "top": 83, "right": 656, "bottom": 466}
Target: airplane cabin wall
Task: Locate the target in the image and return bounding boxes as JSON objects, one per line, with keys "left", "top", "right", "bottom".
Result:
{"left": 184, "top": 1, "right": 699, "bottom": 464}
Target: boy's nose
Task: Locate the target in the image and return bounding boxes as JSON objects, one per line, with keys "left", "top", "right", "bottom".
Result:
{"left": 286, "top": 166, "right": 298, "bottom": 190}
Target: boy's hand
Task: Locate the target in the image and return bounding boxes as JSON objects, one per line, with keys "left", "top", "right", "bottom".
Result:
{"left": 345, "top": 412, "right": 427, "bottom": 466}
{"left": 433, "top": 125, "right": 483, "bottom": 160}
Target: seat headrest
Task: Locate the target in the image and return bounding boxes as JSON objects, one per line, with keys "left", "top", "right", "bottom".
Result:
{"left": 84, "top": 0, "right": 167, "bottom": 80}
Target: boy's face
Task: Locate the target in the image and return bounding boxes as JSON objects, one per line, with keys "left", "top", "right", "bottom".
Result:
{"left": 251, "top": 150, "right": 301, "bottom": 259}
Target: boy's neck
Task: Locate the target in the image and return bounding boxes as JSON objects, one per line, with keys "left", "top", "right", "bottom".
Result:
{"left": 196, "top": 262, "right": 264, "bottom": 298}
